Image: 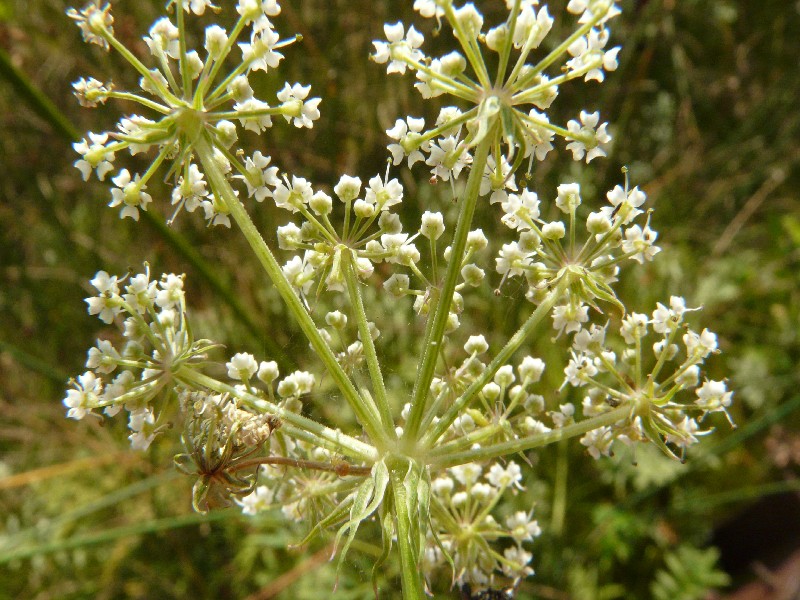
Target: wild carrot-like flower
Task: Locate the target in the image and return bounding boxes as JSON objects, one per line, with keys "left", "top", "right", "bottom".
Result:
{"left": 68, "top": 1, "right": 318, "bottom": 225}
{"left": 373, "top": 0, "right": 621, "bottom": 192}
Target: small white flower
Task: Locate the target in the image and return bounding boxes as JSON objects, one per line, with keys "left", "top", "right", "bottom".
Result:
{"left": 372, "top": 22, "right": 425, "bottom": 75}
{"left": 227, "top": 352, "right": 259, "bottom": 381}
{"left": 73, "top": 132, "right": 115, "bottom": 181}
{"left": 277, "top": 82, "right": 321, "bottom": 128}
{"left": 420, "top": 211, "right": 445, "bottom": 240}
{"left": 506, "top": 511, "right": 542, "bottom": 542}
{"left": 566, "top": 110, "right": 611, "bottom": 163}
{"left": 63, "top": 371, "right": 103, "bottom": 420}
{"left": 365, "top": 176, "right": 403, "bottom": 211}
{"left": 386, "top": 117, "right": 427, "bottom": 167}
{"left": 274, "top": 176, "right": 313, "bottom": 213}
{"left": 238, "top": 486, "right": 275, "bottom": 515}
{"left": 109, "top": 169, "right": 152, "bottom": 221}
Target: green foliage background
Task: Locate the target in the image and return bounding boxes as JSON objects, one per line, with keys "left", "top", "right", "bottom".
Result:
{"left": 0, "top": 0, "right": 799, "bottom": 598}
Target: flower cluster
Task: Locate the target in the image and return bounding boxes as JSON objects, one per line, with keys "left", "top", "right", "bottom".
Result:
{"left": 273, "top": 168, "right": 491, "bottom": 311}
{"left": 374, "top": 0, "right": 621, "bottom": 193}
{"left": 569, "top": 297, "right": 732, "bottom": 461}
{"left": 63, "top": 265, "right": 216, "bottom": 449}
{"left": 68, "top": 1, "right": 319, "bottom": 225}
{"left": 424, "top": 460, "right": 540, "bottom": 589}
{"left": 406, "top": 336, "right": 550, "bottom": 449}
{"left": 493, "top": 181, "right": 659, "bottom": 325}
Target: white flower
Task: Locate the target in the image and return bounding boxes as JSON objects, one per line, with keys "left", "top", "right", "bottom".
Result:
{"left": 564, "top": 353, "right": 598, "bottom": 387}
{"left": 156, "top": 273, "right": 185, "bottom": 309}
{"left": 652, "top": 296, "right": 688, "bottom": 334}
{"left": 684, "top": 328, "right": 718, "bottom": 359}
{"left": 696, "top": 380, "right": 733, "bottom": 414}
{"left": 620, "top": 312, "right": 648, "bottom": 344}
{"left": 128, "top": 407, "right": 157, "bottom": 450}
{"left": 499, "top": 189, "right": 540, "bottom": 232}
{"left": 506, "top": 511, "right": 542, "bottom": 542}
{"left": 372, "top": 22, "right": 425, "bottom": 75}
{"left": 72, "top": 77, "right": 110, "bottom": 108}
{"left": 63, "top": 371, "right": 103, "bottom": 420}
{"left": 420, "top": 211, "right": 445, "bottom": 240}
{"left": 556, "top": 183, "right": 582, "bottom": 213}
{"left": 180, "top": 0, "right": 219, "bottom": 15}
{"left": 277, "top": 82, "right": 321, "bottom": 128}
{"left": 450, "top": 463, "right": 482, "bottom": 486}
{"left": 386, "top": 117, "right": 427, "bottom": 167}
{"left": 464, "top": 335, "right": 489, "bottom": 355}
{"left": 496, "top": 242, "right": 532, "bottom": 278}
{"left": 67, "top": 3, "right": 114, "bottom": 51}
{"left": 257, "top": 361, "right": 280, "bottom": 383}
{"left": 502, "top": 547, "right": 534, "bottom": 578}
{"left": 171, "top": 164, "right": 209, "bottom": 214}
{"left": 73, "top": 132, "right": 115, "bottom": 181}
{"left": 606, "top": 185, "right": 647, "bottom": 224}
{"left": 414, "top": 0, "right": 445, "bottom": 19}
{"left": 239, "top": 26, "right": 283, "bottom": 72}
{"left": 274, "top": 176, "right": 313, "bottom": 213}
{"left": 238, "top": 486, "right": 274, "bottom": 515}
{"left": 518, "top": 356, "right": 545, "bottom": 383}
{"left": 552, "top": 303, "right": 589, "bottom": 335}
{"left": 426, "top": 136, "right": 471, "bottom": 182}
{"left": 144, "top": 17, "right": 180, "bottom": 59}
{"left": 580, "top": 426, "right": 614, "bottom": 459}
{"left": 365, "top": 176, "right": 403, "bottom": 211}
{"left": 513, "top": 5, "right": 553, "bottom": 50}
{"left": 282, "top": 254, "right": 315, "bottom": 295}
{"left": 622, "top": 225, "right": 660, "bottom": 263}
{"left": 234, "top": 98, "right": 273, "bottom": 133}
{"left": 486, "top": 462, "right": 523, "bottom": 489}
{"left": 227, "top": 352, "right": 259, "bottom": 380}
{"left": 566, "top": 110, "right": 611, "bottom": 163}
{"left": 109, "top": 169, "right": 152, "bottom": 221}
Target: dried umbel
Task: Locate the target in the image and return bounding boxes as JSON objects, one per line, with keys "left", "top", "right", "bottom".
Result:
{"left": 175, "top": 391, "right": 280, "bottom": 512}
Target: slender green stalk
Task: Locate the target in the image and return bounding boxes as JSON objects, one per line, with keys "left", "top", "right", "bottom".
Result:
{"left": 0, "top": 509, "right": 251, "bottom": 564}
{"left": 550, "top": 439, "right": 569, "bottom": 537}
{"left": 430, "top": 405, "right": 631, "bottom": 468}
{"left": 422, "top": 281, "right": 566, "bottom": 447}
{"left": 404, "top": 139, "right": 491, "bottom": 442}
{"left": 343, "top": 251, "right": 395, "bottom": 434}
{"left": 391, "top": 468, "right": 426, "bottom": 600}
{"left": 193, "top": 134, "right": 389, "bottom": 447}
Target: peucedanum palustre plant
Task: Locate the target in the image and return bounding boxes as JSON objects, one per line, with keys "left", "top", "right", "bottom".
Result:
{"left": 62, "top": 0, "right": 734, "bottom": 597}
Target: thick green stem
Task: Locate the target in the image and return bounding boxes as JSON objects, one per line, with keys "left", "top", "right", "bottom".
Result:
{"left": 391, "top": 468, "right": 426, "bottom": 600}
{"left": 192, "top": 135, "right": 388, "bottom": 447}
{"left": 343, "top": 251, "right": 395, "bottom": 434}
{"left": 404, "top": 140, "right": 491, "bottom": 442}
{"left": 422, "top": 281, "right": 566, "bottom": 447}
{"left": 430, "top": 404, "right": 631, "bottom": 468}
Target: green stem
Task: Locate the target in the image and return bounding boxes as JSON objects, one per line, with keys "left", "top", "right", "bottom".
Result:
{"left": 422, "top": 281, "right": 566, "bottom": 447}
{"left": 343, "top": 251, "right": 395, "bottom": 434}
{"left": 404, "top": 139, "right": 491, "bottom": 442}
{"left": 391, "top": 468, "right": 426, "bottom": 600}
{"left": 550, "top": 439, "right": 569, "bottom": 537}
{"left": 430, "top": 405, "right": 631, "bottom": 468}
{"left": 192, "top": 134, "right": 388, "bottom": 447}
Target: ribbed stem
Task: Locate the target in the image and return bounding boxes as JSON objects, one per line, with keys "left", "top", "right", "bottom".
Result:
{"left": 193, "top": 134, "right": 388, "bottom": 447}
{"left": 404, "top": 139, "right": 491, "bottom": 442}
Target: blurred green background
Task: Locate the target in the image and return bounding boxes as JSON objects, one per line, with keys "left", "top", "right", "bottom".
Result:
{"left": 1, "top": 0, "right": 799, "bottom": 598}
